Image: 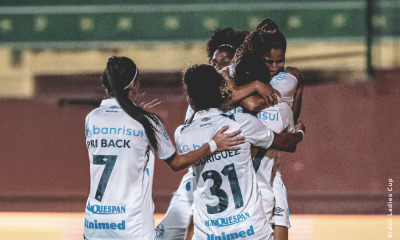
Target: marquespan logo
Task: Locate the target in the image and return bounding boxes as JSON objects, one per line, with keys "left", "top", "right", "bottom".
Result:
{"left": 86, "top": 201, "right": 126, "bottom": 215}
{"left": 205, "top": 212, "right": 250, "bottom": 228}
{"left": 202, "top": 117, "right": 211, "bottom": 122}
{"left": 110, "top": 105, "right": 119, "bottom": 109}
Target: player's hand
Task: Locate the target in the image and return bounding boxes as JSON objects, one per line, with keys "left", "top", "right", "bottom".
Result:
{"left": 219, "top": 67, "right": 232, "bottom": 82}
{"left": 212, "top": 125, "right": 246, "bottom": 151}
{"left": 294, "top": 118, "right": 305, "bottom": 134}
{"left": 255, "top": 81, "right": 281, "bottom": 107}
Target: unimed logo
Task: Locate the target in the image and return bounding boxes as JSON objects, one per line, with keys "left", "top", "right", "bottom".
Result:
{"left": 207, "top": 225, "right": 255, "bottom": 239}
{"left": 85, "top": 219, "right": 125, "bottom": 230}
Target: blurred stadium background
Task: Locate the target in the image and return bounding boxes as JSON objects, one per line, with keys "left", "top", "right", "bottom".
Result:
{"left": 0, "top": 0, "right": 399, "bottom": 239}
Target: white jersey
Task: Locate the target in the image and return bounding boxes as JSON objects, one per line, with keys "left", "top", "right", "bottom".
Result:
{"left": 253, "top": 71, "right": 297, "bottom": 225}
{"left": 270, "top": 71, "right": 297, "bottom": 109}
{"left": 255, "top": 71, "right": 297, "bottom": 182}
{"left": 175, "top": 108, "right": 274, "bottom": 239}
{"left": 84, "top": 99, "right": 176, "bottom": 240}
{"left": 185, "top": 105, "right": 237, "bottom": 124}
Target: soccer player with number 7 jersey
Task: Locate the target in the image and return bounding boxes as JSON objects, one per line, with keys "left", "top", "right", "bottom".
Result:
{"left": 83, "top": 57, "right": 245, "bottom": 240}
{"left": 177, "top": 64, "right": 305, "bottom": 240}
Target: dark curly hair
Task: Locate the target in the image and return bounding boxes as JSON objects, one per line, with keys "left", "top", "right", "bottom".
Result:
{"left": 235, "top": 19, "right": 286, "bottom": 61}
{"left": 206, "top": 28, "right": 249, "bottom": 62}
{"left": 234, "top": 54, "right": 270, "bottom": 87}
{"left": 183, "top": 64, "right": 224, "bottom": 111}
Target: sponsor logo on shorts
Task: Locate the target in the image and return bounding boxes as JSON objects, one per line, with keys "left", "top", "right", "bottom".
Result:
{"left": 205, "top": 212, "right": 250, "bottom": 228}
{"left": 274, "top": 207, "right": 284, "bottom": 217}
{"left": 110, "top": 105, "right": 119, "bottom": 109}
{"left": 207, "top": 225, "right": 255, "bottom": 239}
{"left": 155, "top": 223, "right": 164, "bottom": 237}
{"left": 85, "top": 219, "right": 125, "bottom": 230}
{"left": 202, "top": 117, "right": 211, "bottom": 122}
{"left": 86, "top": 201, "right": 126, "bottom": 215}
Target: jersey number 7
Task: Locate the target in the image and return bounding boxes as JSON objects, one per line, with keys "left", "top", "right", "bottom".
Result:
{"left": 93, "top": 155, "right": 118, "bottom": 202}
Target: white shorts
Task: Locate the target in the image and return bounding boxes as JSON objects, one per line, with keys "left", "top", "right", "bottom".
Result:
{"left": 272, "top": 172, "right": 291, "bottom": 228}
{"left": 155, "top": 191, "right": 193, "bottom": 240}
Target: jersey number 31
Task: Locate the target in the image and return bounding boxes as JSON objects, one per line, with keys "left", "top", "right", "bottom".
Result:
{"left": 202, "top": 163, "right": 244, "bottom": 214}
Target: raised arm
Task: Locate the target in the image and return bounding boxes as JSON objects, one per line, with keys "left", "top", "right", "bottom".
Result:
{"left": 286, "top": 66, "right": 304, "bottom": 122}
{"left": 271, "top": 118, "right": 305, "bottom": 152}
{"left": 220, "top": 68, "right": 281, "bottom": 111}
{"left": 168, "top": 126, "right": 245, "bottom": 171}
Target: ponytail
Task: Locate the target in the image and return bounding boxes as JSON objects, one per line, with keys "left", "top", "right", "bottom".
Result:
{"left": 105, "top": 56, "right": 161, "bottom": 153}
{"left": 235, "top": 18, "right": 286, "bottom": 61}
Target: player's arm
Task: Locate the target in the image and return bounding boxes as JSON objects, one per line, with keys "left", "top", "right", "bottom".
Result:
{"left": 241, "top": 114, "right": 305, "bottom": 153}
{"left": 167, "top": 126, "right": 245, "bottom": 171}
{"left": 184, "top": 215, "right": 194, "bottom": 240}
{"left": 220, "top": 68, "right": 281, "bottom": 111}
{"left": 287, "top": 66, "right": 304, "bottom": 123}
{"left": 271, "top": 119, "right": 305, "bottom": 153}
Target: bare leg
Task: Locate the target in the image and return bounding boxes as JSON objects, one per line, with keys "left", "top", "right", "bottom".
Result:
{"left": 184, "top": 215, "right": 194, "bottom": 240}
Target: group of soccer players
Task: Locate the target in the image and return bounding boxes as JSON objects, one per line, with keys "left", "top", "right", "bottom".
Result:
{"left": 84, "top": 18, "right": 305, "bottom": 240}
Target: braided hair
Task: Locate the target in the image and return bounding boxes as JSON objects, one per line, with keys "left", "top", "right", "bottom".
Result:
{"left": 235, "top": 19, "right": 286, "bottom": 61}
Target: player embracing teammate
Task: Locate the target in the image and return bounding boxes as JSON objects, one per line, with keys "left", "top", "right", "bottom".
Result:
{"left": 157, "top": 18, "right": 304, "bottom": 240}
{"left": 84, "top": 18, "right": 305, "bottom": 240}
{"left": 178, "top": 64, "right": 304, "bottom": 240}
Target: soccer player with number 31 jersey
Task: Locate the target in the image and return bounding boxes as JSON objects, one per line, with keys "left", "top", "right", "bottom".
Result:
{"left": 179, "top": 65, "right": 305, "bottom": 239}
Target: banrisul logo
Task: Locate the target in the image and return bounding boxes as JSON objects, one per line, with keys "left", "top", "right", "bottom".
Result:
{"left": 258, "top": 112, "right": 279, "bottom": 121}
{"left": 86, "top": 201, "right": 126, "bottom": 215}
{"left": 93, "top": 125, "right": 144, "bottom": 137}
{"left": 207, "top": 225, "right": 255, "bottom": 239}
{"left": 205, "top": 212, "right": 250, "bottom": 228}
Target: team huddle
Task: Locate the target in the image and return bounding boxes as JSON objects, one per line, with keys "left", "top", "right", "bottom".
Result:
{"left": 84, "top": 18, "right": 305, "bottom": 240}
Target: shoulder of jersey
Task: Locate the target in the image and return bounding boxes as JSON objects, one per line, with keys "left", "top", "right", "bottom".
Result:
{"left": 178, "top": 124, "right": 191, "bottom": 133}
{"left": 283, "top": 71, "right": 297, "bottom": 81}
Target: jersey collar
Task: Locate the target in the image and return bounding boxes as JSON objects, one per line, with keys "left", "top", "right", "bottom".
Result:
{"left": 100, "top": 98, "right": 137, "bottom": 107}
{"left": 193, "top": 108, "right": 223, "bottom": 121}
{"left": 100, "top": 98, "right": 119, "bottom": 107}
